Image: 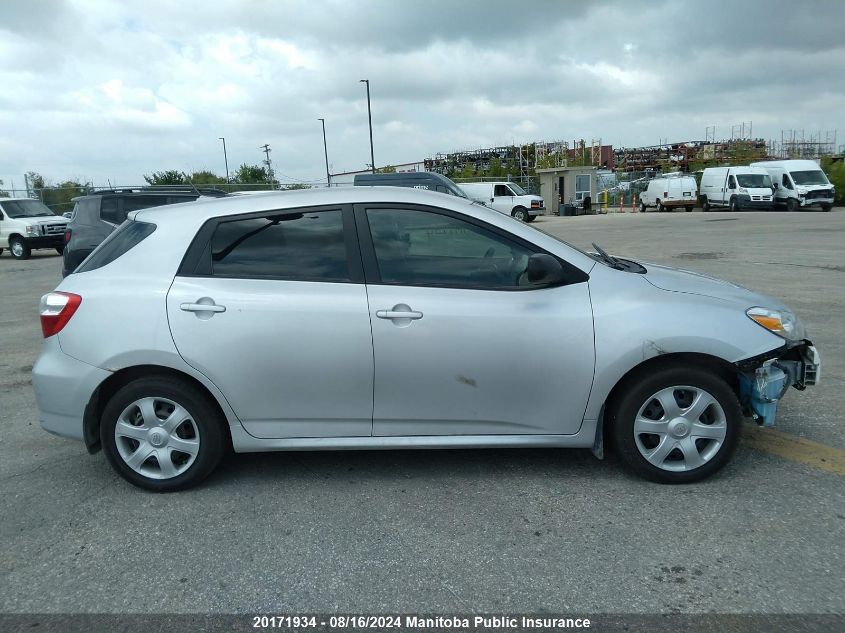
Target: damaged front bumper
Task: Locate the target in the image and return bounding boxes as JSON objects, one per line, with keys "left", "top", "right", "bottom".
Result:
{"left": 736, "top": 341, "right": 821, "bottom": 427}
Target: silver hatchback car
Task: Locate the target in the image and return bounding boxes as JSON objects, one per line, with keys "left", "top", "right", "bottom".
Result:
{"left": 33, "top": 188, "right": 820, "bottom": 491}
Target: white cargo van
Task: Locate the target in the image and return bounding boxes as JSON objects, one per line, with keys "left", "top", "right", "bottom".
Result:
{"left": 459, "top": 181, "right": 543, "bottom": 222}
{"left": 750, "top": 159, "right": 834, "bottom": 211}
{"left": 639, "top": 174, "right": 697, "bottom": 212}
{"left": 0, "top": 197, "right": 67, "bottom": 259}
{"left": 699, "top": 166, "right": 774, "bottom": 211}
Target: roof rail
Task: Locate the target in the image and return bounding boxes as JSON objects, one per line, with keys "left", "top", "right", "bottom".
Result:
{"left": 85, "top": 186, "right": 228, "bottom": 197}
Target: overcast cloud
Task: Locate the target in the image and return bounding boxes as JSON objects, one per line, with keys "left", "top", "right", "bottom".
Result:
{"left": 1, "top": 0, "right": 843, "bottom": 188}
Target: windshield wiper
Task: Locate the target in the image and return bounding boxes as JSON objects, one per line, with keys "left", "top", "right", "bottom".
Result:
{"left": 591, "top": 242, "right": 625, "bottom": 270}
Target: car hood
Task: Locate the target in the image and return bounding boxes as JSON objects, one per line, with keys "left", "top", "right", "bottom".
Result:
{"left": 20, "top": 217, "right": 66, "bottom": 225}
{"left": 641, "top": 262, "right": 788, "bottom": 310}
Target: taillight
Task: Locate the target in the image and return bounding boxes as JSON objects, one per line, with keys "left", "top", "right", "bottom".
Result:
{"left": 663, "top": 191, "right": 668, "bottom": 197}
{"left": 39, "top": 292, "right": 82, "bottom": 338}
{"left": 64, "top": 229, "right": 72, "bottom": 244}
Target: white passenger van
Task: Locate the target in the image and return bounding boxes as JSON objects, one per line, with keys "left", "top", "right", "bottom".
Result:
{"left": 699, "top": 166, "right": 774, "bottom": 211}
{"left": 459, "top": 181, "right": 543, "bottom": 222}
{"left": 750, "top": 159, "right": 835, "bottom": 211}
{"left": 639, "top": 174, "right": 697, "bottom": 212}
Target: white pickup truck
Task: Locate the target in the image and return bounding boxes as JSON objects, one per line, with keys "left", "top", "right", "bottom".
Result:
{"left": 0, "top": 198, "right": 67, "bottom": 259}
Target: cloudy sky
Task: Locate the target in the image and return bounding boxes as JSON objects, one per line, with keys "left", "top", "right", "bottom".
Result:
{"left": 1, "top": 0, "right": 843, "bottom": 189}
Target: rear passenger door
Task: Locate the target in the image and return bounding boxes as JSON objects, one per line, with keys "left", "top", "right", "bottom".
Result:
{"left": 167, "top": 205, "right": 374, "bottom": 439}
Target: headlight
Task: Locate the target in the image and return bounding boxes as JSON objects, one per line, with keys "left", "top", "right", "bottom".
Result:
{"left": 747, "top": 307, "right": 804, "bottom": 340}
{"left": 738, "top": 187, "right": 748, "bottom": 194}
{"left": 25, "top": 225, "right": 40, "bottom": 236}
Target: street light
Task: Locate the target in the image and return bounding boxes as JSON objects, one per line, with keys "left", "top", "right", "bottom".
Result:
{"left": 218, "top": 137, "right": 229, "bottom": 184}
{"left": 359, "top": 79, "right": 375, "bottom": 174}
{"left": 318, "top": 118, "right": 331, "bottom": 188}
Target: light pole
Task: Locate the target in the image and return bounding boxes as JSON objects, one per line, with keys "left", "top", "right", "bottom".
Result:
{"left": 218, "top": 137, "right": 229, "bottom": 184}
{"left": 359, "top": 79, "right": 375, "bottom": 174}
{"left": 318, "top": 118, "right": 331, "bottom": 188}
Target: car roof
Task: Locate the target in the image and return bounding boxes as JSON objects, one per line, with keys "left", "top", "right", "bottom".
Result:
{"left": 131, "top": 186, "right": 480, "bottom": 224}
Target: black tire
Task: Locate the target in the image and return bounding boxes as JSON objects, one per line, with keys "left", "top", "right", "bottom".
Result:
{"left": 525, "top": 214, "right": 536, "bottom": 223}
{"left": 786, "top": 198, "right": 799, "bottom": 212}
{"left": 729, "top": 197, "right": 739, "bottom": 212}
{"left": 820, "top": 203, "right": 833, "bottom": 212}
{"left": 686, "top": 206, "right": 694, "bottom": 212}
{"left": 656, "top": 200, "right": 665, "bottom": 213}
{"left": 0, "top": 247, "right": 4, "bottom": 256}
{"left": 9, "top": 236, "right": 31, "bottom": 260}
{"left": 608, "top": 364, "right": 741, "bottom": 484}
{"left": 512, "top": 207, "right": 529, "bottom": 222}
{"left": 55, "top": 246, "right": 65, "bottom": 254}
{"left": 639, "top": 200, "right": 647, "bottom": 213}
{"left": 100, "top": 376, "right": 227, "bottom": 491}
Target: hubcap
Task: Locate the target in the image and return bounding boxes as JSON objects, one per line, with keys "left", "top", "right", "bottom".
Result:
{"left": 633, "top": 385, "right": 727, "bottom": 472}
{"left": 114, "top": 397, "right": 200, "bottom": 480}
{"left": 11, "top": 241, "right": 23, "bottom": 256}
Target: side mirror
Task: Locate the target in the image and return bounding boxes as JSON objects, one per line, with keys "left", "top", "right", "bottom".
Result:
{"left": 773, "top": 183, "right": 779, "bottom": 189}
{"left": 527, "top": 253, "right": 566, "bottom": 285}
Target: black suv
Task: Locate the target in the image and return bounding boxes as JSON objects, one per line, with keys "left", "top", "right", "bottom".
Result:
{"left": 62, "top": 187, "right": 226, "bottom": 276}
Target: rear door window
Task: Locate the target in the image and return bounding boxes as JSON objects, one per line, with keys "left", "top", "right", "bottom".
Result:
{"left": 208, "top": 208, "right": 351, "bottom": 282}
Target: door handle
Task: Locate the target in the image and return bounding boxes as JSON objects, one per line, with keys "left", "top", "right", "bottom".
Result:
{"left": 376, "top": 309, "right": 423, "bottom": 320}
{"left": 180, "top": 302, "right": 226, "bottom": 313}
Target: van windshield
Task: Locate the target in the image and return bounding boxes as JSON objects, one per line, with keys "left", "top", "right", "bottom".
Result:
{"left": 508, "top": 183, "right": 527, "bottom": 196}
{"left": 789, "top": 170, "right": 829, "bottom": 186}
{"left": 736, "top": 174, "right": 772, "bottom": 188}
{"left": 1, "top": 199, "right": 55, "bottom": 218}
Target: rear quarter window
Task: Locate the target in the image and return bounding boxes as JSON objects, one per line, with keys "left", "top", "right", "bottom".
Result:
{"left": 75, "top": 220, "right": 156, "bottom": 273}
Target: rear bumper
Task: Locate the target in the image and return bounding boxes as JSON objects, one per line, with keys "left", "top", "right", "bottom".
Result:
{"left": 32, "top": 337, "right": 110, "bottom": 442}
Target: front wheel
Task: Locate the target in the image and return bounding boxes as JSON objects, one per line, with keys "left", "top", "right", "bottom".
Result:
{"left": 100, "top": 376, "right": 226, "bottom": 491}
{"left": 639, "top": 200, "right": 647, "bottom": 213}
{"left": 9, "top": 236, "right": 31, "bottom": 260}
{"left": 786, "top": 198, "right": 799, "bottom": 212}
{"left": 729, "top": 197, "right": 739, "bottom": 212}
{"left": 511, "top": 207, "right": 529, "bottom": 222}
{"left": 820, "top": 203, "right": 833, "bottom": 212}
{"left": 609, "top": 365, "right": 741, "bottom": 483}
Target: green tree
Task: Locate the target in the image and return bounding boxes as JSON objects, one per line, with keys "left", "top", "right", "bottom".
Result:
{"left": 279, "top": 183, "right": 312, "bottom": 190}
{"left": 143, "top": 170, "right": 186, "bottom": 185}
{"left": 188, "top": 170, "right": 224, "bottom": 186}
{"left": 821, "top": 157, "right": 845, "bottom": 205}
{"left": 233, "top": 163, "right": 278, "bottom": 187}
{"left": 376, "top": 165, "right": 396, "bottom": 173}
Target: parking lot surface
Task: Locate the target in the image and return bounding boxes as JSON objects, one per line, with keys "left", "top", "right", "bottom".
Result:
{"left": 1, "top": 209, "right": 843, "bottom": 615}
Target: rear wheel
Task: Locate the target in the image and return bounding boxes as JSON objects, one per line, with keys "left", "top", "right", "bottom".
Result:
{"left": 609, "top": 365, "right": 741, "bottom": 483}
{"left": 786, "top": 198, "right": 799, "bottom": 212}
{"left": 100, "top": 376, "right": 226, "bottom": 491}
{"left": 686, "top": 206, "right": 694, "bottom": 212}
{"left": 55, "top": 246, "right": 64, "bottom": 254}
{"left": 9, "top": 236, "right": 30, "bottom": 260}
{"left": 656, "top": 200, "right": 665, "bottom": 213}
{"left": 511, "top": 207, "right": 529, "bottom": 222}
{"left": 701, "top": 197, "right": 711, "bottom": 212}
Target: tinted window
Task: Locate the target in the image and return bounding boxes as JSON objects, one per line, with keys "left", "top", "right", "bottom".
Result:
{"left": 366, "top": 208, "right": 535, "bottom": 289}
{"left": 728, "top": 175, "right": 737, "bottom": 189}
{"left": 122, "top": 196, "right": 172, "bottom": 215}
{"left": 782, "top": 174, "right": 794, "bottom": 190}
{"left": 210, "top": 209, "right": 349, "bottom": 281}
{"left": 99, "top": 197, "right": 120, "bottom": 223}
{"left": 75, "top": 221, "right": 156, "bottom": 273}
{"left": 494, "top": 184, "right": 511, "bottom": 197}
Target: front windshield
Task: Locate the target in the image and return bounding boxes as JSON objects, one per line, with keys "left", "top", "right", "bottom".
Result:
{"left": 508, "top": 183, "right": 527, "bottom": 196}
{"left": 736, "top": 174, "right": 772, "bottom": 188}
{"left": 790, "top": 170, "right": 829, "bottom": 186}
{"left": 1, "top": 199, "right": 55, "bottom": 218}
